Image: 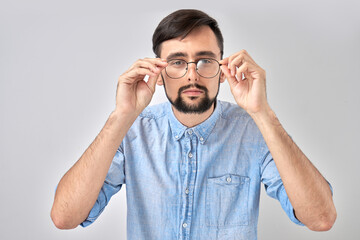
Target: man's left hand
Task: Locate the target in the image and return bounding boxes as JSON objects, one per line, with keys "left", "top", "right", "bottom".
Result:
{"left": 220, "top": 50, "right": 268, "bottom": 115}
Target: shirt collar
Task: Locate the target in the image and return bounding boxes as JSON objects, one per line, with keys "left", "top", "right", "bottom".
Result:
{"left": 166, "top": 100, "right": 222, "bottom": 144}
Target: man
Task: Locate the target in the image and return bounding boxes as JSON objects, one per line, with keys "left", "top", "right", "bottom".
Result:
{"left": 51, "top": 9, "right": 336, "bottom": 239}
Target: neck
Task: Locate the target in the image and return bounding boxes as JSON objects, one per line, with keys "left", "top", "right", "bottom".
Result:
{"left": 171, "top": 102, "right": 215, "bottom": 128}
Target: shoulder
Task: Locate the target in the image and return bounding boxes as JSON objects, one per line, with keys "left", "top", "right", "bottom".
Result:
{"left": 138, "top": 102, "right": 168, "bottom": 120}
{"left": 124, "top": 102, "right": 169, "bottom": 142}
{"left": 218, "top": 100, "right": 264, "bottom": 140}
{"left": 218, "top": 100, "right": 251, "bottom": 121}
{"left": 130, "top": 101, "right": 169, "bottom": 130}
{"left": 218, "top": 100, "right": 269, "bottom": 160}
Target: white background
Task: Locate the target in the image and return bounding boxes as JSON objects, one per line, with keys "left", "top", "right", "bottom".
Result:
{"left": 0, "top": 0, "right": 359, "bottom": 239}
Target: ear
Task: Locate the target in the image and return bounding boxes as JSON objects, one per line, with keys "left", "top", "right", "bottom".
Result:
{"left": 157, "top": 73, "right": 164, "bottom": 86}
{"left": 219, "top": 70, "right": 226, "bottom": 83}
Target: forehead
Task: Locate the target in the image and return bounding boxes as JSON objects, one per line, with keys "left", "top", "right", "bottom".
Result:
{"left": 159, "top": 26, "right": 221, "bottom": 59}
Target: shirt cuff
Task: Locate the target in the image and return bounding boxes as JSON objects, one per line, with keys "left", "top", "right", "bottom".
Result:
{"left": 288, "top": 202, "right": 305, "bottom": 226}
{"left": 79, "top": 200, "right": 104, "bottom": 228}
{"left": 279, "top": 187, "right": 305, "bottom": 226}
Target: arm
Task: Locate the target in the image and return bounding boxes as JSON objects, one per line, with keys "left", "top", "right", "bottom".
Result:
{"left": 220, "top": 50, "right": 337, "bottom": 231}
{"left": 251, "top": 105, "right": 336, "bottom": 231}
{"left": 50, "top": 58, "right": 167, "bottom": 229}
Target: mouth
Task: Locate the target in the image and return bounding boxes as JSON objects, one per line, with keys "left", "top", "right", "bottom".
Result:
{"left": 182, "top": 88, "right": 204, "bottom": 96}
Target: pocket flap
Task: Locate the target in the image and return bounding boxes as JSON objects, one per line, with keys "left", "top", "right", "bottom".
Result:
{"left": 208, "top": 174, "right": 249, "bottom": 185}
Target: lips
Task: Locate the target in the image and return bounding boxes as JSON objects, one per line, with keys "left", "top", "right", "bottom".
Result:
{"left": 182, "top": 88, "right": 204, "bottom": 95}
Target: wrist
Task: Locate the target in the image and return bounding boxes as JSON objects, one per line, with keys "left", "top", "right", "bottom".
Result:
{"left": 248, "top": 102, "right": 271, "bottom": 118}
{"left": 110, "top": 108, "right": 139, "bottom": 125}
{"left": 249, "top": 104, "right": 280, "bottom": 127}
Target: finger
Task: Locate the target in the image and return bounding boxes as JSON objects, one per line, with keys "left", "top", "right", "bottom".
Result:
{"left": 227, "top": 51, "right": 257, "bottom": 76}
{"left": 219, "top": 57, "right": 229, "bottom": 65}
{"left": 143, "top": 58, "right": 168, "bottom": 69}
{"left": 240, "top": 49, "right": 256, "bottom": 64}
{"left": 126, "top": 67, "right": 156, "bottom": 80}
{"left": 228, "top": 54, "right": 245, "bottom": 77}
{"left": 225, "top": 55, "right": 236, "bottom": 77}
{"left": 232, "top": 49, "right": 256, "bottom": 65}
{"left": 132, "top": 58, "right": 167, "bottom": 74}
{"left": 133, "top": 60, "right": 160, "bottom": 74}
{"left": 229, "top": 59, "right": 239, "bottom": 78}
{"left": 236, "top": 62, "right": 250, "bottom": 81}
{"left": 236, "top": 71, "right": 244, "bottom": 82}
{"left": 233, "top": 56, "right": 258, "bottom": 79}
{"left": 147, "top": 72, "right": 159, "bottom": 93}
{"left": 147, "top": 63, "right": 167, "bottom": 76}
{"left": 220, "top": 65, "right": 237, "bottom": 89}
{"left": 145, "top": 57, "right": 168, "bottom": 64}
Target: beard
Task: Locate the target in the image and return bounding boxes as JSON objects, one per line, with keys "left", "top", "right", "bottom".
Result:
{"left": 163, "top": 79, "right": 220, "bottom": 114}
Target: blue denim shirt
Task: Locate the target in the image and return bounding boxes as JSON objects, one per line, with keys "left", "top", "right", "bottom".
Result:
{"left": 81, "top": 100, "right": 305, "bottom": 239}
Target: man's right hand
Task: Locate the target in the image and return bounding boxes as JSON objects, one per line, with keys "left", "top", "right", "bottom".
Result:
{"left": 115, "top": 58, "right": 168, "bottom": 115}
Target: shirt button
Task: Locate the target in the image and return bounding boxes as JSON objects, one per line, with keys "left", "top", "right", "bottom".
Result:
{"left": 175, "top": 135, "right": 179, "bottom": 139}
{"left": 185, "top": 188, "right": 189, "bottom": 194}
{"left": 188, "top": 153, "right": 193, "bottom": 158}
{"left": 226, "top": 177, "right": 232, "bottom": 183}
{"left": 188, "top": 130, "right": 193, "bottom": 135}
{"left": 182, "top": 223, "right": 187, "bottom": 228}
{"left": 200, "top": 137, "right": 204, "bottom": 141}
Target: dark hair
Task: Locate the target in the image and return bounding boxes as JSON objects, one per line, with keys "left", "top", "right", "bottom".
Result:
{"left": 152, "top": 9, "right": 224, "bottom": 58}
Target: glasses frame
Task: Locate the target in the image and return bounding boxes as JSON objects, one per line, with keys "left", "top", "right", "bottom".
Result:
{"left": 164, "top": 58, "right": 222, "bottom": 79}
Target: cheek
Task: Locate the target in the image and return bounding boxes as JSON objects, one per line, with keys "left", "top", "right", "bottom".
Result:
{"left": 164, "top": 81, "right": 180, "bottom": 96}
{"left": 208, "top": 81, "right": 220, "bottom": 96}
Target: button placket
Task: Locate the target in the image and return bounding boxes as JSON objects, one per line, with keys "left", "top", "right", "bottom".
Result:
{"left": 180, "top": 135, "right": 193, "bottom": 238}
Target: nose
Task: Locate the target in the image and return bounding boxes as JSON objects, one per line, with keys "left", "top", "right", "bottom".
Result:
{"left": 186, "top": 62, "right": 198, "bottom": 82}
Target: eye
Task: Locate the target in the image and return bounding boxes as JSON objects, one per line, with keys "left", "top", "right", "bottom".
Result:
{"left": 169, "top": 60, "right": 186, "bottom": 68}
{"left": 200, "top": 58, "right": 213, "bottom": 64}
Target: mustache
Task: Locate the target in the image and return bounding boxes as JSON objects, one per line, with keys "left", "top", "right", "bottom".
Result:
{"left": 178, "top": 84, "right": 208, "bottom": 95}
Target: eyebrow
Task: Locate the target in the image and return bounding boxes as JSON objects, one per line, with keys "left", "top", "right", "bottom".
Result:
{"left": 195, "top": 51, "right": 217, "bottom": 58}
{"left": 166, "top": 51, "right": 218, "bottom": 61}
{"left": 166, "top": 52, "right": 187, "bottom": 61}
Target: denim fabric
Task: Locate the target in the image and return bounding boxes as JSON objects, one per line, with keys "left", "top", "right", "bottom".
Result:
{"left": 80, "top": 100, "right": 306, "bottom": 239}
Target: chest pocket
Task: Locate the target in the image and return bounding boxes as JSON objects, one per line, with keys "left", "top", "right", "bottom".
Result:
{"left": 206, "top": 174, "right": 250, "bottom": 227}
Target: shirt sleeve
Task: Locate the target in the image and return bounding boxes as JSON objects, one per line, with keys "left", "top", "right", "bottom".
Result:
{"left": 80, "top": 145, "right": 126, "bottom": 227}
{"left": 260, "top": 151, "right": 305, "bottom": 226}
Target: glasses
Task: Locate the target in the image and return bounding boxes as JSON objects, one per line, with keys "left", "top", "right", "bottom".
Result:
{"left": 165, "top": 58, "right": 221, "bottom": 79}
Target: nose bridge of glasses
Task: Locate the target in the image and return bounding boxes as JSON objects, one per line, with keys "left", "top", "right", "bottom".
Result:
{"left": 186, "top": 61, "right": 198, "bottom": 71}
{"left": 185, "top": 62, "right": 198, "bottom": 79}
{"left": 183, "top": 62, "right": 198, "bottom": 80}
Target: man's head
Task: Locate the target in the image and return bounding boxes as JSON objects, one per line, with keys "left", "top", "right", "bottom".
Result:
{"left": 152, "top": 9, "right": 224, "bottom": 59}
{"left": 152, "top": 9, "right": 225, "bottom": 114}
